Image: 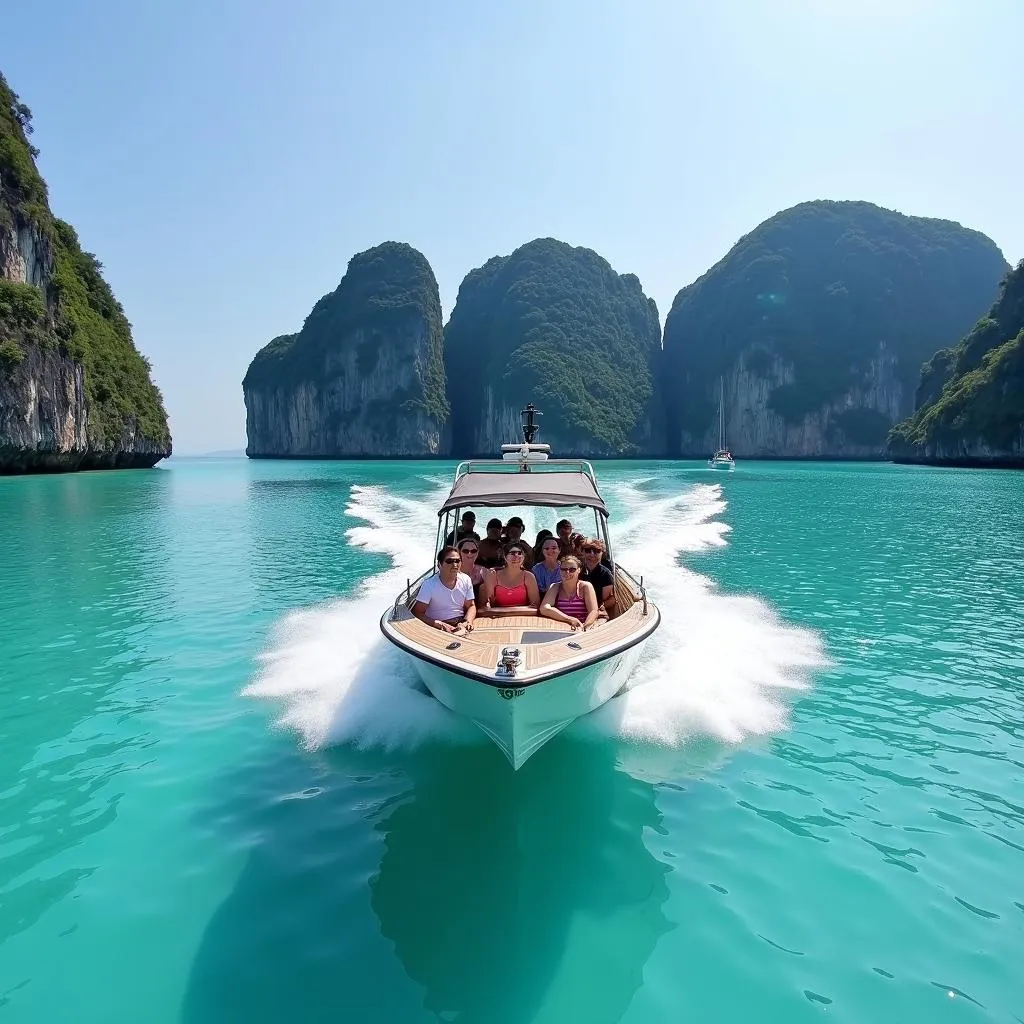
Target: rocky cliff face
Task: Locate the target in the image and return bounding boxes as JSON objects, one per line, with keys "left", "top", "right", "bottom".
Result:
{"left": 445, "top": 239, "right": 663, "bottom": 456}
{"left": 0, "top": 73, "right": 170, "bottom": 474}
{"left": 0, "top": 214, "right": 49, "bottom": 289}
{"left": 663, "top": 200, "right": 1008, "bottom": 458}
{"left": 679, "top": 343, "right": 906, "bottom": 457}
{"left": 0, "top": 339, "right": 167, "bottom": 470}
{"left": 890, "top": 260, "right": 1024, "bottom": 466}
{"left": 243, "top": 242, "right": 449, "bottom": 457}
{"left": 244, "top": 328, "right": 447, "bottom": 457}
{"left": 465, "top": 384, "right": 633, "bottom": 456}
{"left": 0, "top": 211, "right": 170, "bottom": 473}
{"left": 893, "top": 431, "right": 1024, "bottom": 465}
{"left": 1, "top": 338, "right": 86, "bottom": 469}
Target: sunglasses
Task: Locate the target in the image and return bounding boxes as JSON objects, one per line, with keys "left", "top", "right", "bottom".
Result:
{"left": 582, "top": 547, "right": 600, "bottom": 554}
{"left": 562, "top": 566, "right": 579, "bottom": 573}
{"left": 461, "top": 548, "right": 478, "bottom": 554}
{"left": 506, "top": 550, "right": 525, "bottom": 558}
{"left": 442, "top": 557, "right": 462, "bottom": 565}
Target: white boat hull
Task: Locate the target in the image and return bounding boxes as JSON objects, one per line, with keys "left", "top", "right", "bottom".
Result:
{"left": 407, "top": 642, "right": 647, "bottom": 768}
{"left": 708, "top": 457, "right": 735, "bottom": 470}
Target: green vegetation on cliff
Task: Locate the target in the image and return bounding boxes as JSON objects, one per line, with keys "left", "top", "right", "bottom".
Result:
{"left": 0, "top": 72, "right": 50, "bottom": 236}
{"left": 662, "top": 200, "right": 1008, "bottom": 442}
{"left": 890, "top": 261, "right": 1024, "bottom": 455}
{"left": 51, "top": 219, "right": 170, "bottom": 446}
{"left": 244, "top": 241, "right": 448, "bottom": 424}
{"left": 0, "top": 280, "right": 45, "bottom": 367}
{"left": 0, "top": 71, "right": 169, "bottom": 449}
{"left": 444, "top": 238, "right": 661, "bottom": 454}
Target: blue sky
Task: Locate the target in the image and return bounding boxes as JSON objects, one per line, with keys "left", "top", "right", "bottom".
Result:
{"left": 4, "top": 0, "right": 1021, "bottom": 453}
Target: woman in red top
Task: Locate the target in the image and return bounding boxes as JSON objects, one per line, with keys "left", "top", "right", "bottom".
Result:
{"left": 479, "top": 542, "right": 540, "bottom": 617}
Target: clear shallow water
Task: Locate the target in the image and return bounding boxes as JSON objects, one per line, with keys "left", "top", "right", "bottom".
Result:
{"left": 1, "top": 458, "right": 1022, "bottom": 1023}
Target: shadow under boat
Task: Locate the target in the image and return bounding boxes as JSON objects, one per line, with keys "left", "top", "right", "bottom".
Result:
{"left": 181, "top": 739, "right": 673, "bottom": 1024}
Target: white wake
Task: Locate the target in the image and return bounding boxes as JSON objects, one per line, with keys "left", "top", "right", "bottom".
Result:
{"left": 577, "top": 479, "right": 826, "bottom": 747}
{"left": 244, "top": 473, "right": 827, "bottom": 756}
{"left": 243, "top": 478, "right": 482, "bottom": 751}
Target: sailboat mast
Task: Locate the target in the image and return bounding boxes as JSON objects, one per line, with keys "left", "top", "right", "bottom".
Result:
{"left": 719, "top": 376, "right": 725, "bottom": 450}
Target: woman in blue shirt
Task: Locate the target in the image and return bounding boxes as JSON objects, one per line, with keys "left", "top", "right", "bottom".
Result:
{"left": 531, "top": 537, "right": 563, "bottom": 594}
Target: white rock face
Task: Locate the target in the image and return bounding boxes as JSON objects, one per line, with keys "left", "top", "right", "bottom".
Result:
{"left": 0, "top": 341, "right": 168, "bottom": 471}
{"left": 0, "top": 210, "right": 169, "bottom": 472}
{"left": 0, "top": 207, "right": 49, "bottom": 290}
{"left": 905, "top": 429, "right": 1024, "bottom": 463}
{"left": 244, "top": 320, "right": 447, "bottom": 457}
{"left": 676, "top": 344, "right": 908, "bottom": 458}
{"left": 468, "top": 387, "right": 651, "bottom": 456}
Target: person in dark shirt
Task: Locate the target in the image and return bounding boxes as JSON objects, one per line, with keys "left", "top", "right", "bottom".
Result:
{"left": 501, "top": 517, "right": 533, "bottom": 568}
{"left": 579, "top": 537, "right": 616, "bottom": 618}
{"left": 556, "top": 518, "right": 573, "bottom": 555}
{"left": 445, "top": 510, "right": 480, "bottom": 547}
{"left": 476, "top": 518, "right": 505, "bottom": 568}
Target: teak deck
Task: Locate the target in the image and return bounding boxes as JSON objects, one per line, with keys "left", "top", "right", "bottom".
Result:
{"left": 387, "top": 569, "right": 654, "bottom": 677}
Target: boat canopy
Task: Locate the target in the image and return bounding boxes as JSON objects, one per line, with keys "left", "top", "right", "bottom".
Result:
{"left": 437, "top": 469, "right": 608, "bottom": 516}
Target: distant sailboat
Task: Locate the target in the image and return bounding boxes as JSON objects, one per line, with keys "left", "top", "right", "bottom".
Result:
{"left": 708, "top": 376, "right": 736, "bottom": 471}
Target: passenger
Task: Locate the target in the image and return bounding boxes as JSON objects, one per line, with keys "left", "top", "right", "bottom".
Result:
{"left": 579, "top": 537, "right": 617, "bottom": 618}
{"left": 445, "top": 510, "right": 480, "bottom": 547}
{"left": 458, "top": 537, "right": 490, "bottom": 594}
{"left": 412, "top": 547, "right": 477, "bottom": 633}
{"left": 532, "top": 529, "right": 553, "bottom": 563}
{"left": 569, "top": 532, "right": 586, "bottom": 558}
{"left": 556, "top": 519, "right": 573, "bottom": 555}
{"left": 479, "top": 542, "right": 540, "bottom": 617}
{"left": 501, "top": 517, "right": 533, "bottom": 567}
{"left": 531, "top": 537, "right": 562, "bottom": 593}
{"left": 539, "top": 556, "right": 598, "bottom": 631}
{"left": 476, "top": 518, "right": 505, "bottom": 568}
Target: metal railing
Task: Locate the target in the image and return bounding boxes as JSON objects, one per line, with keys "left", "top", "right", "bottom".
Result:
{"left": 614, "top": 564, "right": 650, "bottom": 616}
{"left": 391, "top": 567, "right": 434, "bottom": 620}
{"left": 453, "top": 457, "right": 598, "bottom": 486}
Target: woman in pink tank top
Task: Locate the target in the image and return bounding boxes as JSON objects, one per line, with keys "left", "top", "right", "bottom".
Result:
{"left": 479, "top": 542, "right": 541, "bottom": 617}
{"left": 540, "top": 556, "right": 599, "bottom": 631}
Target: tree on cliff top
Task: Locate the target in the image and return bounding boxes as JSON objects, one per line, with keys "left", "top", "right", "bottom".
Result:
{"left": 444, "top": 238, "right": 661, "bottom": 454}
{"left": 890, "top": 260, "right": 1024, "bottom": 455}
{"left": 661, "top": 200, "right": 1007, "bottom": 445}
{"left": 244, "top": 241, "right": 448, "bottom": 423}
{"left": 0, "top": 72, "right": 49, "bottom": 233}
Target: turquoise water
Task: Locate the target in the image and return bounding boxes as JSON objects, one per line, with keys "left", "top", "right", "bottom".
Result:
{"left": 1, "top": 458, "right": 1022, "bottom": 1023}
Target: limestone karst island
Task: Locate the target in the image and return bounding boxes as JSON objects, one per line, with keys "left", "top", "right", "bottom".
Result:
{"left": 0, "top": 74, "right": 170, "bottom": 473}
{"left": 244, "top": 206, "right": 1021, "bottom": 466}
{"left": 2, "top": 70, "right": 1021, "bottom": 473}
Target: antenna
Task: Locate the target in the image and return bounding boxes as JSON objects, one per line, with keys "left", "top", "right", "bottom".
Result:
{"left": 521, "top": 403, "right": 541, "bottom": 444}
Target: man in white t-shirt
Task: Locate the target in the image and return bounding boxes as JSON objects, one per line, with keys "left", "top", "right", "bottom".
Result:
{"left": 412, "top": 546, "right": 477, "bottom": 633}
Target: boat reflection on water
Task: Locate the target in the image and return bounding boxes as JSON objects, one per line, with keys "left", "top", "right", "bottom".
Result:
{"left": 181, "top": 740, "right": 673, "bottom": 1024}
{"left": 371, "top": 742, "right": 674, "bottom": 1024}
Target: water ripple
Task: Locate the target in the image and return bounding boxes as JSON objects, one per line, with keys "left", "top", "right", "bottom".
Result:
{"left": 1, "top": 460, "right": 1022, "bottom": 1023}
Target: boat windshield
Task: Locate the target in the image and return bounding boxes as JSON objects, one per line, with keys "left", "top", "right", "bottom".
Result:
{"left": 437, "top": 468, "right": 607, "bottom": 516}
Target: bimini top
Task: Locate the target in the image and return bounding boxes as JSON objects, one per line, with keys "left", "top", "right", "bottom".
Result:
{"left": 437, "top": 467, "right": 608, "bottom": 516}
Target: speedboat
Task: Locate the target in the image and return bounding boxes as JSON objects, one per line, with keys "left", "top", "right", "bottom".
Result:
{"left": 380, "top": 404, "right": 661, "bottom": 769}
{"left": 708, "top": 376, "right": 736, "bottom": 470}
